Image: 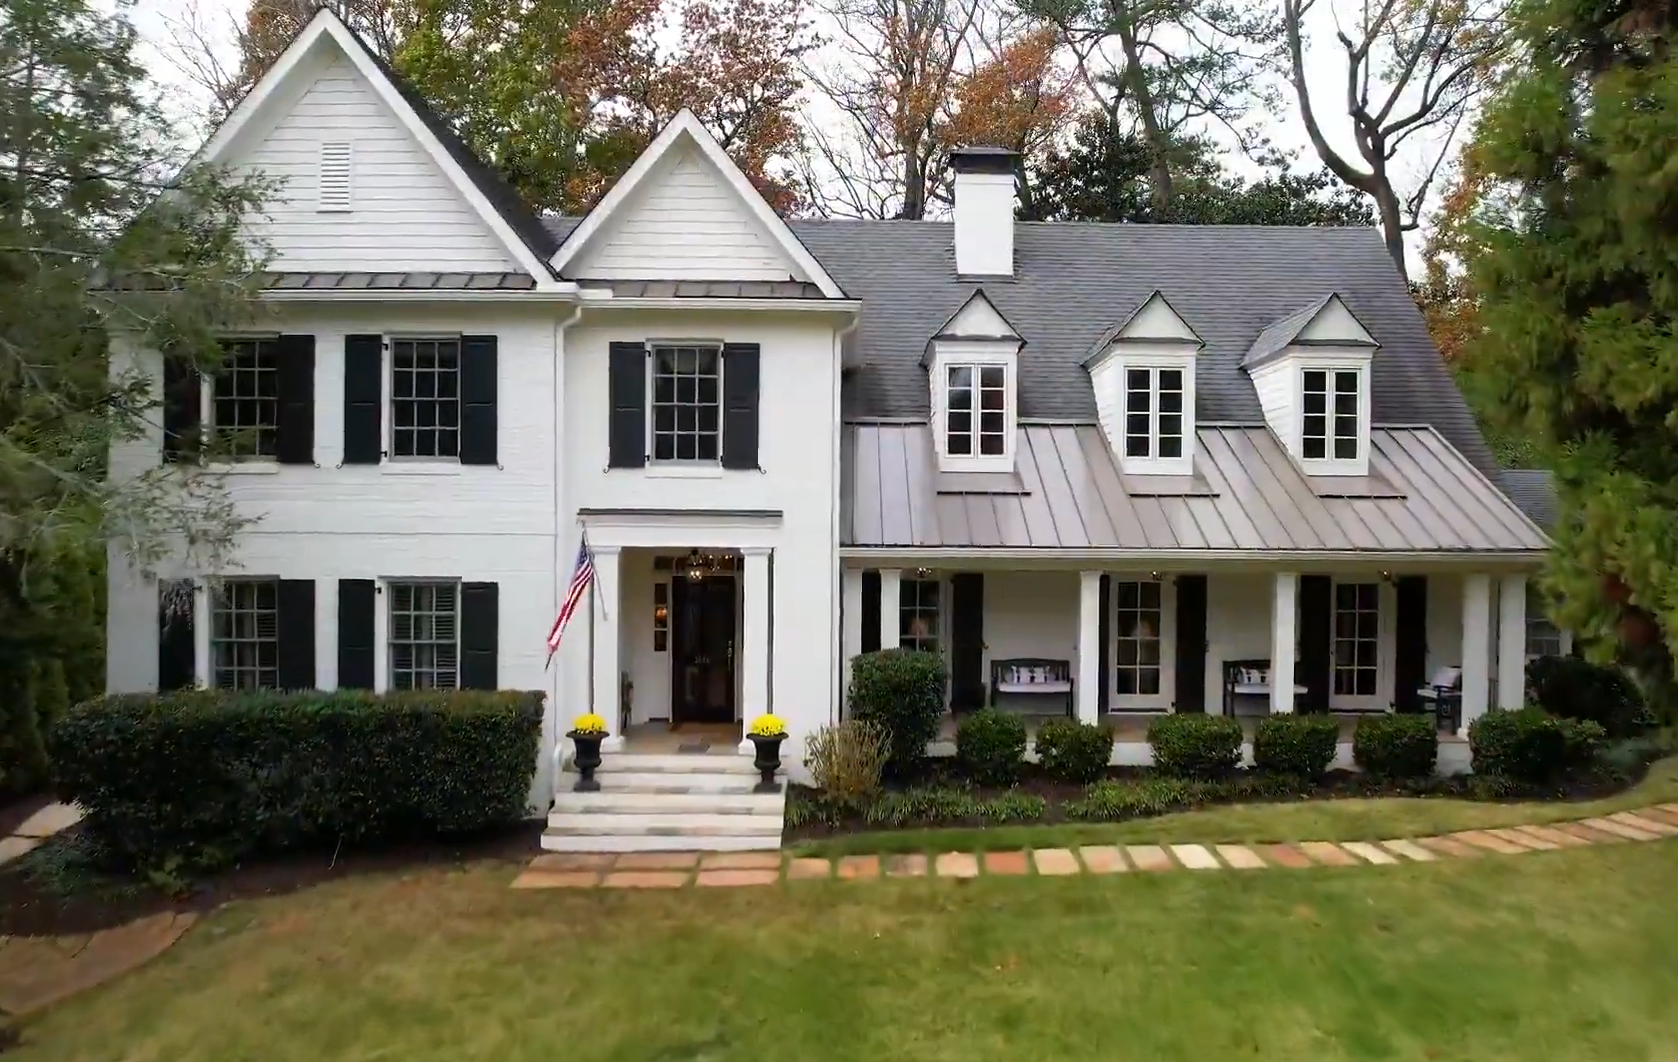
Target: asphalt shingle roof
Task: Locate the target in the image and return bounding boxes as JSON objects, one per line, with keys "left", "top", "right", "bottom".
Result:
{"left": 1501, "top": 469, "right": 1558, "bottom": 529}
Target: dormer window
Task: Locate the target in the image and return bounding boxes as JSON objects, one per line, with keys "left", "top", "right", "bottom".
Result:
{"left": 1124, "top": 367, "right": 1186, "bottom": 460}
{"left": 1083, "top": 292, "right": 1201, "bottom": 476}
{"left": 928, "top": 291, "right": 1020, "bottom": 472}
{"left": 1242, "top": 294, "right": 1378, "bottom": 477}
{"left": 1302, "top": 368, "right": 1360, "bottom": 461}
{"left": 946, "top": 363, "right": 1007, "bottom": 458}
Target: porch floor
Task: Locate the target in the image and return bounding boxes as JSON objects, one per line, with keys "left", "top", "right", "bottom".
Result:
{"left": 938, "top": 712, "right": 1467, "bottom": 744}
{"left": 619, "top": 722, "right": 743, "bottom": 754}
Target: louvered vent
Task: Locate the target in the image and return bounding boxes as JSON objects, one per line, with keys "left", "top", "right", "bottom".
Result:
{"left": 317, "top": 142, "right": 352, "bottom": 212}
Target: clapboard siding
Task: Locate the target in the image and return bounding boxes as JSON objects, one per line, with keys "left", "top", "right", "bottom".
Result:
{"left": 568, "top": 148, "right": 800, "bottom": 281}
{"left": 237, "top": 55, "right": 516, "bottom": 272}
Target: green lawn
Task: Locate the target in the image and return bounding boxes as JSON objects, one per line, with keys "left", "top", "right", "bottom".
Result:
{"left": 794, "top": 758, "right": 1678, "bottom": 857}
{"left": 11, "top": 840, "right": 1678, "bottom": 1061}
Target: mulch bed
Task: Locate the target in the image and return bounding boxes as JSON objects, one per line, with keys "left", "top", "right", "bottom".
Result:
{"left": 0, "top": 820, "right": 544, "bottom": 938}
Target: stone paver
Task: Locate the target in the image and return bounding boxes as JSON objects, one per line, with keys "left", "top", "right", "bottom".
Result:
{"left": 1610, "top": 811, "right": 1678, "bottom": 837}
{"left": 0, "top": 912, "right": 196, "bottom": 1016}
{"left": 530, "top": 852, "right": 615, "bottom": 871}
{"left": 1550, "top": 821, "right": 1618, "bottom": 844}
{"left": 934, "top": 851, "right": 980, "bottom": 878}
{"left": 1452, "top": 830, "right": 1529, "bottom": 855}
{"left": 1415, "top": 835, "right": 1483, "bottom": 858}
{"left": 0, "top": 835, "right": 41, "bottom": 865}
{"left": 14, "top": 803, "right": 81, "bottom": 839}
{"left": 982, "top": 850, "right": 1031, "bottom": 876}
{"left": 1077, "top": 845, "right": 1128, "bottom": 873}
{"left": 613, "top": 852, "right": 702, "bottom": 870}
{"left": 836, "top": 855, "right": 880, "bottom": 880}
{"left": 786, "top": 857, "right": 832, "bottom": 881}
{"left": 1580, "top": 817, "right": 1658, "bottom": 842}
{"left": 1260, "top": 844, "right": 1313, "bottom": 868}
{"left": 696, "top": 869, "right": 780, "bottom": 887}
{"left": 1126, "top": 845, "right": 1173, "bottom": 871}
{"left": 1486, "top": 827, "right": 1556, "bottom": 851}
{"left": 1512, "top": 824, "right": 1590, "bottom": 848}
{"left": 602, "top": 870, "right": 689, "bottom": 889}
{"left": 511, "top": 869, "right": 600, "bottom": 889}
{"left": 1214, "top": 844, "right": 1266, "bottom": 869}
{"left": 1340, "top": 841, "right": 1399, "bottom": 865}
{"left": 1299, "top": 842, "right": 1358, "bottom": 867}
{"left": 1032, "top": 848, "right": 1082, "bottom": 876}
{"left": 1379, "top": 839, "right": 1437, "bottom": 862}
{"left": 1170, "top": 844, "right": 1221, "bottom": 870}
{"left": 1639, "top": 805, "right": 1678, "bottom": 827}
{"left": 700, "top": 852, "right": 784, "bottom": 870}
{"left": 884, "top": 853, "right": 929, "bottom": 878}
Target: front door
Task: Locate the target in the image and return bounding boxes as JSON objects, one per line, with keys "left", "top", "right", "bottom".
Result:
{"left": 671, "top": 575, "right": 736, "bottom": 724}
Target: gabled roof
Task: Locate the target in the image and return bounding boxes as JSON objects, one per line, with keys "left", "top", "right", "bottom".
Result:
{"left": 1082, "top": 290, "right": 1203, "bottom": 365}
{"left": 1501, "top": 469, "right": 1558, "bottom": 530}
{"left": 192, "top": 7, "right": 563, "bottom": 287}
{"left": 1241, "top": 293, "right": 1378, "bottom": 370}
{"left": 933, "top": 289, "right": 1020, "bottom": 340}
{"left": 550, "top": 110, "right": 845, "bottom": 298}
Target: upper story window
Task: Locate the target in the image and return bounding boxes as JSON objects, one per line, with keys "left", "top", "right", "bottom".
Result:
{"left": 651, "top": 345, "right": 721, "bottom": 463}
{"left": 211, "top": 579, "right": 278, "bottom": 689}
{"left": 1302, "top": 368, "right": 1361, "bottom": 462}
{"left": 210, "top": 339, "right": 280, "bottom": 459}
{"left": 1124, "top": 367, "right": 1185, "bottom": 460}
{"left": 945, "top": 363, "right": 1007, "bottom": 458}
{"left": 390, "top": 337, "right": 461, "bottom": 460}
{"left": 389, "top": 581, "right": 459, "bottom": 689}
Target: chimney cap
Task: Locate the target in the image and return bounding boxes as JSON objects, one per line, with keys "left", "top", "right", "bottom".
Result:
{"left": 949, "top": 145, "right": 1020, "bottom": 175}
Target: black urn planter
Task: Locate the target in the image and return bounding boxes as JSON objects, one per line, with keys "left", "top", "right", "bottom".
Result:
{"left": 749, "top": 734, "right": 785, "bottom": 791}
{"left": 569, "top": 732, "right": 604, "bottom": 792}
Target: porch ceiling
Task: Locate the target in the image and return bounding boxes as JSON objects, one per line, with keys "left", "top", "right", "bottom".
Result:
{"left": 843, "top": 423, "right": 1549, "bottom": 555}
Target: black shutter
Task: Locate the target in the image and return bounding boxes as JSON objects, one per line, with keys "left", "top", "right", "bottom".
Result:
{"left": 860, "top": 571, "right": 881, "bottom": 653}
{"left": 949, "top": 573, "right": 984, "bottom": 710}
{"left": 1394, "top": 576, "right": 1428, "bottom": 712}
{"left": 461, "top": 582, "right": 499, "bottom": 689}
{"left": 277, "top": 579, "right": 316, "bottom": 689}
{"left": 460, "top": 334, "right": 498, "bottom": 465}
{"left": 274, "top": 334, "right": 315, "bottom": 465}
{"left": 157, "top": 580, "right": 195, "bottom": 691}
{"left": 1175, "top": 575, "right": 1208, "bottom": 712}
{"left": 337, "top": 579, "right": 376, "bottom": 690}
{"left": 721, "top": 343, "right": 761, "bottom": 470}
{"left": 1097, "top": 575, "right": 1111, "bottom": 714}
{"left": 1298, "top": 575, "right": 1333, "bottom": 715}
{"left": 608, "top": 342, "right": 647, "bottom": 468}
{"left": 161, "top": 356, "right": 201, "bottom": 462}
{"left": 343, "top": 334, "right": 383, "bottom": 464}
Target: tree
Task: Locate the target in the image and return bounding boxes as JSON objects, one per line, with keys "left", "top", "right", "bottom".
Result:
{"left": 1459, "top": 0, "right": 1678, "bottom": 671}
{"left": 1281, "top": 0, "right": 1511, "bottom": 280}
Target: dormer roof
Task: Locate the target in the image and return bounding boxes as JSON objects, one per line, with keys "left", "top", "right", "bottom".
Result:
{"left": 1241, "top": 293, "right": 1378, "bottom": 371}
{"left": 1082, "top": 291, "right": 1203, "bottom": 366}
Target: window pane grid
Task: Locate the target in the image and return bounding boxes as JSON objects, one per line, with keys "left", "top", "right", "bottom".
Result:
{"left": 651, "top": 345, "right": 721, "bottom": 462}
{"left": 389, "top": 582, "right": 459, "bottom": 689}
{"left": 212, "top": 339, "right": 279, "bottom": 458}
{"left": 900, "top": 578, "right": 940, "bottom": 654}
{"left": 1526, "top": 586, "right": 1563, "bottom": 658}
{"left": 1332, "top": 582, "right": 1378, "bottom": 696}
{"left": 946, "top": 364, "right": 1007, "bottom": 458}
{"left": 1114, "top": 580, "right": 1162, "bottom": 697}
{"left": 1303, "top": 368, "right": 1359, "bottom": 461}
{"left": 211, "top": 580, "right": 279, "bottom": 690}
{"left": 391, "top": 338, "right": 460, "bottom": 459}
{"left": 1124, "top": 367, "right": 1185, "bottom": 459}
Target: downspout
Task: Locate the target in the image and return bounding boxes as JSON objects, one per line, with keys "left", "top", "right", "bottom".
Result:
{"left": 830, "top": 310, "right": 862, "bottom": 726}
{"left": 548, "top": 300, "right": 585, "bottom": 811}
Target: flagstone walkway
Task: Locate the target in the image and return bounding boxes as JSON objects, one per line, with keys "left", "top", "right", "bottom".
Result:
{"left": 510, "top": 804, "right": 1678, "bottom": 888}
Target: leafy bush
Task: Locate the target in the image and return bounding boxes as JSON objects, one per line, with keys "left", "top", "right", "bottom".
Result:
{"left": 864, "top": 785, "right": 982, "bottom": 827}
{"left": 1252, "top": 715, "right": 1340, "bottom": 778}
{"left": 1352, "top": 714, "right": 1438, "bottom": 779}
{"left": 1035, "top": 719, "right": 1115, "bottom": 783}
{"left": 1147, "top": 714, "right": 1243, "bottom": 779}
{"left": 49, "top": 689, "right": 543, "bottom": 872}
{"left": 1469, "top": 708, "right": 1605, "bottom": 785}
{"left": 980, "top": 790, "right": 1047, "bottom": 823}
{"left": 849, "top": 649, "right": 946, "bottom": 776}
{"left": 1526, "top": 655, "right": 1648, "bottom": 738}
{"left": 954, "top": 708, "right": 1027, "bottom": 786}
{"left": 1065, "top": 778, "right": 1195, "bottom": 820}
{"left": 804, "top": 719, "right": 890, "bottom": 809}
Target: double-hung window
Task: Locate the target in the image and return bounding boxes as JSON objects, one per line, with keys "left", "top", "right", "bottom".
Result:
{"left": 390, "top": 337, "right": 461, "bottom": 459}
{"left": 211, "top": 579, "right": 279, "bottom": 689}
{"left": 899, "top": 578, "right": 941, "bottom": 653}
{"left": 1302, "top": 368, "right": 1360, "bottom": 461}
{"left": 1123, "top": 367, "right": 1186, "bottom": 460}
{"left": 209, "top": 339, "right": 279, "bottom": 459}
{"left": 389, "top": 581, "right": 459, "bottom": 689}
{"left": 1526, "top": 585, "right": 1566, "bottom": 659}
{"left": 650, "top": 344, "right": 722, "bottom": 462}
{"left": 945, "top": 363, "right": 1007, "bottom": 458}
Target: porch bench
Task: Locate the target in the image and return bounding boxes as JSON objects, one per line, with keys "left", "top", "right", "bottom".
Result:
{"left": 989, "top": 658, "right": 1074, "bottom": 717}
{"left": 1221, "top": 658, "right": 1308, "bottom": 714}
{"left": 1416, "top": 665, "right": 1463, "bottom": 735}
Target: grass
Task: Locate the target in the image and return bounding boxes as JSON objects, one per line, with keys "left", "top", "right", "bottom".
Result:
{"left": 792, "top": 757, "right": 1678, "bottom": 857}
{"left": 9, "top": 841, "right": 1678, "bottom": 1061}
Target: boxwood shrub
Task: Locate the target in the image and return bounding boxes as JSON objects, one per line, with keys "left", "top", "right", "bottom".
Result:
{"left": 1351, "top": 713, "right": 1438, "bottom": 779}
{"left": 1468, "top": 708, "right": 1606, "bottom": 785}
{"left": 1147, "top": 714, "right": 1243, "bottom": 779}
{"left": 1525, "top": 656, "right": 1648, "bottom": 738}
{"left": 954, "top": 708, "right": 1027, "bottom": 786}
{"left": 1035, "top": 719, "right": 1115, "bottom": 783}
{"left": 849, "top": 648, "right": 946, "bottom": 776}
{"left": 1252, "top": 715, "right": 1341, "bottom": 778}
{"left": 48, "top": 688, "right": 544, "bottom": 872}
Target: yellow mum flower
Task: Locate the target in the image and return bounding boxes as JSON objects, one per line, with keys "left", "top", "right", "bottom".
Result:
{"left": 570, "top": 713, "right": 608, "bottom": 737}
{"left": 748, "top": 713, "right": 787, "bottom": 738}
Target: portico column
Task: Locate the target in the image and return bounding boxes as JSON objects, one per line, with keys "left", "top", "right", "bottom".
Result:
{"left": 878, "top": 569, "right": 902, "bottom": 650}
{"left": 1461, "top": 573, "right": 1492, "bottom": 728}
{"left": 192, "top": 580, "right": 211, "bottom": 688}
{"left": 1076, "top": 571, "right": 1102, "bottom": 725}
{"left": 591, "top": 545, "right": 623, "bottom": 751}
{"left": 1497, "top": 574, "right": 1528, "bottom": 710}
{"left": 841, "top": 568, "right": 864, "bottom": 708}
{"left": 741, "top": 547, "right": 772, "bottom": 753}
{"left": 1270, "top": 573, "right": 1298, "bottom": 714}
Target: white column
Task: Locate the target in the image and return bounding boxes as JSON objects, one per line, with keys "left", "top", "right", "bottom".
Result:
{"left": 1497, "top": 574, "right": 1528, "bottom": 710}
{"left": 193, "top": 581, "right": 211, "bottom": 688}
{"left": 373, "top": 579, "right": 389, "bottom": 692}
{"left": 878, "top": 569, "right": 902, "bottom": 650}
{"left": 741, "top": 547, "right": 772, "bottom": 753}
{"left": 1270, "top": 572, "right": 1298, "bottom": 714}
{"left": 591, "top": 545, "right": 623, "bottom": 751}
{"left": 841, "top": 567, "right": 864, "bottom": 708}
{"left": 1462, "top": 573, "right": 1492, "bottom": 728}
{"left": 1076, "top": 571, "right": 1102, "bottom": 725}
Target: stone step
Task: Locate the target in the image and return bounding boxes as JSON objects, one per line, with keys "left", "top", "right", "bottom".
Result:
{"left": 545, "top": 812, "right": 785, "bottom": 836}
{"left": 572, "top": 771, "right": 766, "bottom": 794}
{"left": 593, "top": 753, "right": 761, "bottom": 776}
{"left": 540, "top": 831, "right": 779, "bottom": 853}
{"left": 552, "top": 790, "right": 782, "bottom": 815}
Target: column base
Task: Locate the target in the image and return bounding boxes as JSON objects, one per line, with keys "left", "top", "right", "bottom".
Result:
{"left": 737, "top": 738, "right": 755, "bottom": 756}
{"left": 601, "top": 735, "right": 625, "bottom": 754}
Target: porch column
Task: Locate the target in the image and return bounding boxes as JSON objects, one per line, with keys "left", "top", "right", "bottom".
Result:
{"left": 1270, "top": 572, "right": 1298, "bottom": 714}
{"left": 878, "top": 568, "right": 902, "bottom": 650}
{"left": 1462, "top": 573, "right": 1492, "bottom": 728}
{"left": 841, "top": 567, "right": 864, "bottom": 708}
{"left": 192, "top": 580, "right": 211, "bottom": 688}
{"left": 1497, "top": 574, "right": 1528, "bottom": 710}
{"left": 591, "top": 545, "right": 623, "bottom": 751}
{"left": 1076, "top": 571, "right": 1102, "bottom": 725}
{"left": 741, "top": 547, "right": 772, "bottom": 753}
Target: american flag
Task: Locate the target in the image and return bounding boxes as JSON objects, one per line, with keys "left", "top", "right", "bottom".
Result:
{"left": 545, "top": 537, "right": 595, "bottom": 667}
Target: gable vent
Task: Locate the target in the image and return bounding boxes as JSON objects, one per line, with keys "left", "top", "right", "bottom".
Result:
{"left": 317, "top": 142, "right": 352, "bottom": 212}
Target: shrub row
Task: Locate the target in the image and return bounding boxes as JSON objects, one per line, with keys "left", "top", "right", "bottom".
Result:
{"left": 1065, "top": 773, "right": 1306, "bottom": 821}
{"left": 49, "top": 689, "right": 544, "bottom": 872}
{"left": 1526, "top": 655, "right": 1649, "bottom": 738}
{"left": 1469, "top": 708, "right": 1605, "bottom": 785}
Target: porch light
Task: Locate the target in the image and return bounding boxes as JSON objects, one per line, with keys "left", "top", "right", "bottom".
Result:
{"left": 1149, "top": 571, "right": 1162, "bottom": 582}
{"left": 682, "top": 550, "right": 710, "bottom": 581}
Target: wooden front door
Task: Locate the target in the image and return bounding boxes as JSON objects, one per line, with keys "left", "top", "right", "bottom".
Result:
{"left": 671, "top": 575, "right": 736, "bottom": 724}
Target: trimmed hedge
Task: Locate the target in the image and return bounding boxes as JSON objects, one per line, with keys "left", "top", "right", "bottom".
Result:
{"left": 1147, "top": 714, "right": 1243, "bottom": 779}
{"left": 1352, "top": 713, "right": 1438, "bottom": 779}
{"left": 1253, "top": 714, "right": 1341, "bottom": 778}
{"left": 1469, "top": 708, "right": 1606, "bottom": 785}
{"left": 49, "top": 689, "right": 544, "bottom": 871}
{"left": 1526, "top": 656, "right": 1648, "bottom": 738}
{"left": 1035, "top": 719, "right": 1115, "bottom": 783}
{"left": 954, "top": 708, "right": 1026, "bottom": 786}
{"left": 849, "top": 649, "right": 946, "bottom": 776}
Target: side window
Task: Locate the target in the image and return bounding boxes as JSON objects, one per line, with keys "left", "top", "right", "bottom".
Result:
{"left": 388, "top": 581, "right": 459, "bottom": 689}
{"left": 390, "top": 338, "right": 461, "bottom": 460}
{"left": 650, "top": 344, "right": 721, "bottom": 462}
{"left": 208, "top": 339, "right": 280, "bottom": 459}
{"left": 211, "top": 579, "right": 279, "bottom": 689}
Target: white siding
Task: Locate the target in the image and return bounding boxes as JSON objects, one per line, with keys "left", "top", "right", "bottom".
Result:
{"left": 1249, "top": 358, "right": 1296, "bottom": 456}
{"left": 945, "top": 293, "right": 1016, "bottom": 337}
{"left": 1297, "top": 296, "right": 1375, "bottom": 345}
{"left": 1119, "top": 294, "right": 1198, "bottom": 341}
{"left": 567, "top": 147, "right": 800, "bottom": 281}
{"left": 235, "top": 54, "right": 518, "bottom": 273}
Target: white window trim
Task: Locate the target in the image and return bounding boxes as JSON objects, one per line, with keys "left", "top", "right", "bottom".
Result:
{"left": 384, "top": 577, "right": 463, "bottom": 691}
{"left": 645, "top": 339, "right": 726, "bottom": 468}
{"left": 1116, "top": 353, "right": 1196, "bottom": 476}
{"left": 384, "top": 332, "right": 464, "bottom": 467}
{"left": 1328, "top": 577, "right": 1394, "bottom": 711}
{"left": 207, "top": 576, "right": 281, "bottom": 691}
{"left": 1294, "top": 355, "right": 1371, "bottom": 476}
{"left": 931, "top": 341, "right": 1016, "bottom": 473}
{"left": 1110, "top": 575, "right": 1176, "bottom": 711}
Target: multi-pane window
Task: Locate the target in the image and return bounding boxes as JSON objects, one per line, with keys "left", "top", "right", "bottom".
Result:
{"left": 210, "top": 339, "right": 279, "bottom": 458}
{"left": 651, "top": 345, "right": 721, "bottom": 462}
{"left": 211, "top": 579, "right": 279, "bottom": 690}
{"left": 946, "top": 364, "right": 1007, "bottom": 457}
{"left": 900, "top": 578, "right": 940, "bottom": 653}
{"left": 1526, "top": 585, "right": 1564, "bottom": 659}
{"left": 1114, "top": 580, "right": 1163, "bottom": 697}
{"left": 389, "top": 582, "right": 459, "bottom": 689}
{"left": 1123, "top": 367, "right": 1185, "bottom": 459}
{"left": 391, "top": 338, "right": 460, "bottom": 459}
{"left": 1302, "top": 368, "right": 1360, "bottom": 460}
{"left": 1332, "top": 582, "right": 1379, "bottom": 696}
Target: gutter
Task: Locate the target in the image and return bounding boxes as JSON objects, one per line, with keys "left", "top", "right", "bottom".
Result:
{"left": 581, "top": 297, "right": 863, "bottom": 313}
{"left": 837, "top": 547, "right": 1547, "bottom": 568}
{"left": 259, "top": 289, "right": 582, "bottom": 303}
